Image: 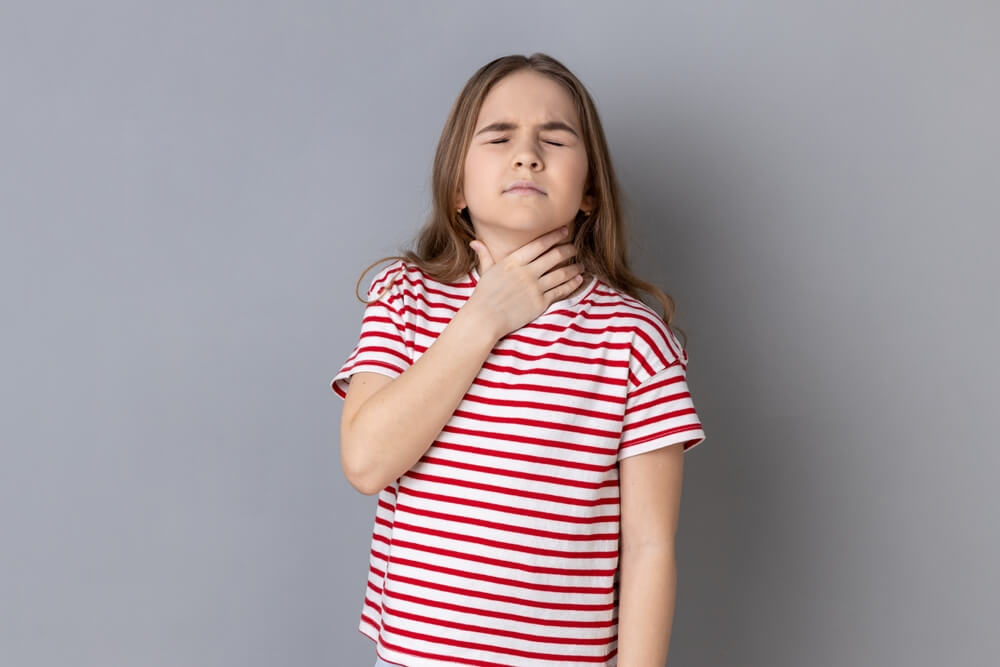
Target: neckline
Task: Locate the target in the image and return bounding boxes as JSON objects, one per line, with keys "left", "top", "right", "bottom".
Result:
{"left": 469, "top": 266, "right": 598, "bottom": 312}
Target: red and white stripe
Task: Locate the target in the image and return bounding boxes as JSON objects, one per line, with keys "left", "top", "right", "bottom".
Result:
{"left": 332, "top": 260, "right": 705, "bottom": 666}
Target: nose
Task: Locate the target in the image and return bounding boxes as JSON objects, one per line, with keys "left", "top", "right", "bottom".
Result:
{"left": 511, "top": 138, "right": 543, "bottom": 170}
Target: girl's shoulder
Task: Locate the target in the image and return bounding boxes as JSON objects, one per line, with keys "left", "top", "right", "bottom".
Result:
{"left": 368, "top": 258, "right": 482, "bottom": 300}
{"left": 596, "top": 281, "right": 688, "bottom": 372}
{"left": 362, "top": 259, "right": 412, "bottom": 309}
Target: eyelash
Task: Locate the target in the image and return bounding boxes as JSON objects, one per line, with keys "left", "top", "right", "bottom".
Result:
{"left": 489, "top": 139, "right": 564, "bottom": 146}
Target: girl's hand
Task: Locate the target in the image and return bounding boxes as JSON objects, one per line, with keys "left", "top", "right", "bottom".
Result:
{"left": 467, "top": 226, "right": 586, "bottom": 341}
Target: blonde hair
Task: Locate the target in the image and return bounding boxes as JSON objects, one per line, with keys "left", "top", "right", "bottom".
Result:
{"left": 354, "top": 52, "right": 687, "bottom": 348}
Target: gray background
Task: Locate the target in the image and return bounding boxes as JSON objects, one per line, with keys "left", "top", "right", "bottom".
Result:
{"left": 2, "top": 1, "right": 997, "bottom": 666}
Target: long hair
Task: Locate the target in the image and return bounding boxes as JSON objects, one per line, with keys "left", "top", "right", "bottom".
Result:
{"left": 354, "top": 52, "right": 688, "bottom": 348}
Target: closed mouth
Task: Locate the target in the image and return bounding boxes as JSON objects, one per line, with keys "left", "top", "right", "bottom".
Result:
{"left": 504, "top": 180, "right": 546, "bottom": 194}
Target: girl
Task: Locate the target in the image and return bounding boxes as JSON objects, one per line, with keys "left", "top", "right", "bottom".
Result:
{"left": 331, "top": 53, "right": 706, "bottom": 667}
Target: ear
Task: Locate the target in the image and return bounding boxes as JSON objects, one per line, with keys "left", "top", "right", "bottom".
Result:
{"left": 581, "top": 192, "right": 595, "bottom": 214}
{"left": 455, "top": 189, "right": 466, "bottom": 211}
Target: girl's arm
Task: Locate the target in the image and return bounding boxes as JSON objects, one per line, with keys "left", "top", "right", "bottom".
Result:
{"left": 341, "top": 228, "right": 582, "bottom": 495}
{"left": 616, "top": 442, "right": 685, "bottom": 666}
{"left": 340, "top": 303, "right": 500, "bottom": 495}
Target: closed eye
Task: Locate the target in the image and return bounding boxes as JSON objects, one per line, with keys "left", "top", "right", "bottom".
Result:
{"left": 489, "top": 139, "right": 564, "bottom": 146}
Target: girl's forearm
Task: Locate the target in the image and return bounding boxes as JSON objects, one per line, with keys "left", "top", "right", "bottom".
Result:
{"left": 341, "top": 304, "right": 499, "bottom": 495}
{"left": 616, "top": 546, "right": 677, "bottom": 666}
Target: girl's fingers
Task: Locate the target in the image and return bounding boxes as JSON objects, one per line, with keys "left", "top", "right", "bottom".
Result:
{"left": 509, "top": 226, "right": 571, "bottom": 272}
{"left": 470, "top": 241, "right": 495, "bottom": 274}
{"left": 543, "top": 263, "right": 585, "bottom": 296}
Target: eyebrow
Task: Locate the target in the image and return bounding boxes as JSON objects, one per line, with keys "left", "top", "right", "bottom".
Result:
{"left": 474, "top": 120, "right": 580, "bottom": 138}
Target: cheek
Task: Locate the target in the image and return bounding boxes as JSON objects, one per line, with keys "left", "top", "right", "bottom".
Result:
{"left": 571, "top": 154, "right": 590, "bottom": 185}
{"left": 463, "top": 152, "right": 482, "bottom": 181}
{"left": 554, "top": 151, "right": 587, "bottom": 181}
{"left": 463, "top": 154, "right": 495, "bottom": 193}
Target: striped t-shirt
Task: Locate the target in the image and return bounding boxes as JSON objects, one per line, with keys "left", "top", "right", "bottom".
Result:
{"left": 331, "top": 259, "right": 706, "bottom": 666}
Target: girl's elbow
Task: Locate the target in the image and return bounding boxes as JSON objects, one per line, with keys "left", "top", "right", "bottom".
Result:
{"left": 341, "top": 458, "right": 381, "bottom": 495}
{"left": 349, "top": 474, "right": 381, "bottom": 496}
{"left": 340, "top": 435, "right": 380, "bottom": 495}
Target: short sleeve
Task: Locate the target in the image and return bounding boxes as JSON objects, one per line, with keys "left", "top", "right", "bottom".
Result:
{"left": 618, "top": 361, "right": 706, "bottom": 460}
{"left": 329, "top": 261, "right": 412, "bottom": 400}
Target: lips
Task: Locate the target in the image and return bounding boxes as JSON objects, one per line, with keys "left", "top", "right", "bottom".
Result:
{"left": 504, "top": 179, "right": 546, "bottom": 194}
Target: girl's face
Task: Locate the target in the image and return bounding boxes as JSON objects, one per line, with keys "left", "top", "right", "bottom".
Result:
{"left": 457, "top": 70, "right": 593, "bottom": 242}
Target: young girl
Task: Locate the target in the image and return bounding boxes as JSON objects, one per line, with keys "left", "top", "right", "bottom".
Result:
{"left": 331, "top": 53, "right": 706, "bottom": 667}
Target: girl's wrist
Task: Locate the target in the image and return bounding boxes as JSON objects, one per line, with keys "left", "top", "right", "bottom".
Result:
{"left": 454, "top": 302, "right": 503, "bottom": 349}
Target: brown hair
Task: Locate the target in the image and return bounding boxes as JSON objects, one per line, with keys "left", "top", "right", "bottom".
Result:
{"left": 354, "top": 52, "right": 688, "bottom": 348}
